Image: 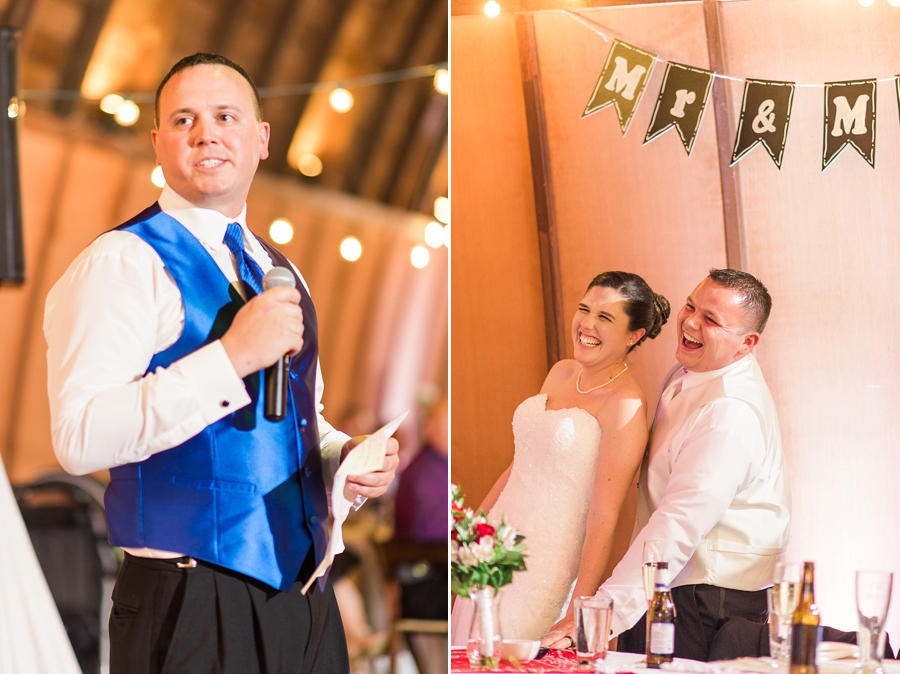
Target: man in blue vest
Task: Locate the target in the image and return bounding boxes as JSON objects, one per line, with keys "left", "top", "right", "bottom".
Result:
{"left": 43, "top": 53, "right": 400, "bottom": 674}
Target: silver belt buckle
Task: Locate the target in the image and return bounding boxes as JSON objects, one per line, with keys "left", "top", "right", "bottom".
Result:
{"left": 176, "top": 557, "right": 198, "bottom": 569}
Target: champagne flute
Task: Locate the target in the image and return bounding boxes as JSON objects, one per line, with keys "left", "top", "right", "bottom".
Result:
{"left": 856, "top": 570, "right": 893, "bottom": 674}
{"left": 768, "top": 564, "right": 801, "bottom": 667}
{"left": 642, "top": 541, "right": 663, "bottom": 604}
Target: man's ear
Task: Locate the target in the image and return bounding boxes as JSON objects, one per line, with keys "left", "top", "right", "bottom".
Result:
{"left": 738, "top": 331, "right": 760, "bottom": 356}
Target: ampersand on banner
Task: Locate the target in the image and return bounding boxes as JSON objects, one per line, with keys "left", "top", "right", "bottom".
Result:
{"left": 731, "top": 79, "right": 795, "bottom": 169}
{"left": 752, "top": 100, "right": 777, "bottom": 134}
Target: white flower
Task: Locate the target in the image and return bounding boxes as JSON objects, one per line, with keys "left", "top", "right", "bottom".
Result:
{"left": 472, "top": 536, "right": 496, "bottom": 563}
{"left": 458, "top": 543, "right": 479, "bottom": 567}
{"left": 451, "top": 539, "right": 459, "bottom": 559}
{"left": 498, "top": 524, "right": 517, "bottom": 550}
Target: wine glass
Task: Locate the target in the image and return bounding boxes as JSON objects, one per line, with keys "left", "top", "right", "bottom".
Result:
{"left": 768, "top": 563, "right": 801, "bottom": 667}
{"left": 642, "top": 541, "right": 663, "bottom": 604}
{"left": 856, "top": 570, "right": 893, "bottom": 674}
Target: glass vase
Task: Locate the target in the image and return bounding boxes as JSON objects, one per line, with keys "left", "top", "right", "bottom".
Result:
{"left": 466, "top": 586, "right": 502, "bottom": 668}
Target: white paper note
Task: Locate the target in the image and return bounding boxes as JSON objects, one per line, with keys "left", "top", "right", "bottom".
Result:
{"left": 301, "top": 410, "right": 408, "bottom": 594}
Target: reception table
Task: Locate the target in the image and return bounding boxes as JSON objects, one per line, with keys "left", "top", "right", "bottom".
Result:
{"left": 451, "top": 648, "right": 900, "bottom": 674}
{"left": 451, "top": 649, "right": 708, "bottom": 673}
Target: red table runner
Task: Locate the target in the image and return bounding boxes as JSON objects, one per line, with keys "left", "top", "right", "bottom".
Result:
{"left": 451, "top": 649, "right": 642, "bottom": 673}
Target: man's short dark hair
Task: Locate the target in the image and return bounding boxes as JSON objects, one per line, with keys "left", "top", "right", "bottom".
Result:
{"left": 708, "top": 268, "right": 772, "bottom": 334}
{"left": 155, "top": 53, "right": 263, "bottom": 127}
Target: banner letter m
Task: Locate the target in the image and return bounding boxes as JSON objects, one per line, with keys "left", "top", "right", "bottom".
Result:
{"left": 831, "top": 95, "right": 870, "bottom": 136}
{"left": 604, "top": 57, "right": 647, "bottom": 101}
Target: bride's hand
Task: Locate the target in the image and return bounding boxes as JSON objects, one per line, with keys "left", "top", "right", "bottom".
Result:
{"left": 540, "top": 617, "right": 576, "bottom": 649}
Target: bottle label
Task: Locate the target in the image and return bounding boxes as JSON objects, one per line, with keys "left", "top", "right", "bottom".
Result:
{"left": 650, "top": 623, "right": 675, "bottom": 654}
{"left": 790, "top": 623, "right": 821, "bottom": 666}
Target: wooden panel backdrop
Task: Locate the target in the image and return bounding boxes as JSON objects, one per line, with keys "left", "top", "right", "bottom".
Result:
{"left": 452, "top": 0, "right": 900, "bottom": 636}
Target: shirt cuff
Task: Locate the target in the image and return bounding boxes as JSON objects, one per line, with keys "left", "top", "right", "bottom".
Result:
{"left": 175, "top": 340, "right": 252, "bottom": 421}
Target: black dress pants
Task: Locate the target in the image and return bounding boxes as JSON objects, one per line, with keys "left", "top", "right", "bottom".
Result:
{"left": 617, "top": 584, "right": 768, "bottom": 662}
{"left": 109, "top": 553, "right": 349, "bottom": 674}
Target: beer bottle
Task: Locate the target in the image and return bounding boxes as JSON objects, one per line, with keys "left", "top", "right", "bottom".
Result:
{"left": 647, "top": 563, "right": 676, "bottom": 668}
{"left": 790, "top": 561, "right": 821, "bottom": 674}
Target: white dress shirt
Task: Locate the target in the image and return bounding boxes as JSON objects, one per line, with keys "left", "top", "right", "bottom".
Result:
{"left": 44, "top": 186, "right": 350, "bottom": 557}
{"left": 600, "top": 353, "right": 791, "bottom": 636}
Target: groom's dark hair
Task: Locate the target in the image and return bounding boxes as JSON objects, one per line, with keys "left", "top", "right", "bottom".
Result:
{"left": 707, "top": 268, "right": 772, "bottom": 334}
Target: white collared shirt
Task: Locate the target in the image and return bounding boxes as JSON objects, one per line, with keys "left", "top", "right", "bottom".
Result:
{"left": 44, "top": 184, "right": 349, "bottom": 481}
{"left": 600, "top": 354, "right": 791, "bottom": 636}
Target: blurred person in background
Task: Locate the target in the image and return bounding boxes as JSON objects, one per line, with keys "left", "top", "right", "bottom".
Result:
{"left": 392, "top": 395, "right": 448, "bottom": 674}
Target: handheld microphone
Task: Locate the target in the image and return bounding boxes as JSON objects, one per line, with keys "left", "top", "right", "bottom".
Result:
{"left": 262, "top": 267, "right": 297, "bottom": 422}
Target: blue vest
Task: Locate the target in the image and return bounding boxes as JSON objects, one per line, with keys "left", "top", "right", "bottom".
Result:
{"left": 104, "top": 205, "right": 328, "bottom": 592}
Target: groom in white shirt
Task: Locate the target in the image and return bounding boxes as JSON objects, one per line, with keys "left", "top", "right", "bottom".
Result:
{"left": 544, "top": 269, "right": 791, "bottom": 661}
{"left": 44, "top": 53, "right": 399, "bottom": 674}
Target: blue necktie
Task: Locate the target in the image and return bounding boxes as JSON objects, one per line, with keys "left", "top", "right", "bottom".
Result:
{"left": 224, "top": 222, "right": 264, "bottom": 297}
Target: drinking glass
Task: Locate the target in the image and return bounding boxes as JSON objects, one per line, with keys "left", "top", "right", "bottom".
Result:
{"left": 574, "top": 596, "right": 613, "bottom": 669}
{"left": 767, "top": 562, "right": 801, "bottom": 667}
{"left": 856, "top": 570, "right": 893, "bottom": 674}
{"left": 642, "top": 541, "right": 663, "bottom": 603}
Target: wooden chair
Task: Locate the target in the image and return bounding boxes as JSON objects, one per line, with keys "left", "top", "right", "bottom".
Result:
{"left": 375, "top": 538, "right": 448, "bottom": 674}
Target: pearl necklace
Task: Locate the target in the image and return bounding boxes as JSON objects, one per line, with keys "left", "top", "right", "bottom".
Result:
{"left": 575, "top": 363, "right": 628, "bottom": 394}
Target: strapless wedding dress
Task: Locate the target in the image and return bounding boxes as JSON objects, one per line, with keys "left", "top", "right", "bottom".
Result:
{"left": 451, "top": 394, "right": 602, "bottom": 644}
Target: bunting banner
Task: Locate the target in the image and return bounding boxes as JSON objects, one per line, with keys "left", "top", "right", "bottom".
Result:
{"left": 644, "top": 62, "right": 713, "bottom": 156}
{"left": 731, "top": 79, "right": 795, "bottom": 169}
{"left": 568, "top": 12, "right": 899, "bottom": 171}
{"left": 823, "top": 79, "right": 876, "bottom": 170}
{"left": 582, "top": 39, "right": 656, "bottom": 135}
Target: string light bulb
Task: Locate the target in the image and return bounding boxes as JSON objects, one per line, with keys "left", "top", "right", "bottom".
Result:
{"left": 100, "top": 93, "right": 124, "bottom": 114}
{"left": 442, "top": 223, "right": 450, "bottom": 248}
{"left": 114, "top": 100, "right": 140, "bottom": 126}
{"left": 858, "top": 0, "right": 875, "bottom": 6}
{"left": 411, "top": 245, "right": 430, "bottom": 269}
{"left": 888, "top": 0, "right": 900, "bottom": 7}
{"left": 484, "top": 1, "right": 501, "bottom": 17}
{"left": 340, "top": 237, "right": 362, "bottom": 262}
{"left": 7, "top": 97, "right": 22, "bottom": 118}
{"left": 269, "top": 218, "right": 294, "bottom": 244}
{"left": 433, "top": 196, "right": 449, "bottom": 224}
{"left": 433, "top": 68, "right": 449, "bottom": 95}
{"left": 329, "top": 87, "right": 354, "bottom": 113}
{"left": 424, "top": 221, "right": 445, "bottom": 248}
{"left": 151, "top": 166, "right": 166, "bottom": 188}
{"left": 298, "top": 153, "right": 323, "bottom": 177}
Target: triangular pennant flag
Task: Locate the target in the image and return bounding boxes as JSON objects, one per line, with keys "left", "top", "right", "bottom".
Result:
{"left": 583, "top": 39, "right": 656, "bottom": 135}
{"left": 823, "top": 79, "right": 876, "bottom": 170}
{"left": 644, "top": 62, "right": 713, "bottom": 156}
{"left": 731, "top": 79, "right": 795, "bottom": 169}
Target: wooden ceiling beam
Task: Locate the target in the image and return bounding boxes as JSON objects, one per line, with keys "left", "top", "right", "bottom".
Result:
{"left": 389, "top": 91, "right": 447, "bottom": 210}
{"left": 347, "top": 0, "right": 447, "bottom": 202}
{"left": 206, "top": 0, "right": 248, "bottom": 58}
{"left": 260, "top": 0, "right": 354, "bottom": 174}
{"left": 338, "top": 0, "right": 440, "bottom": 195}
{"left": 452, "top": 0, "right": 679, "bottom": 13}
{"left": 54, "top": 0, "right": 115, "bottom": 115}
{"left": 4, "top": 0, "right": 40, "bottom": 30}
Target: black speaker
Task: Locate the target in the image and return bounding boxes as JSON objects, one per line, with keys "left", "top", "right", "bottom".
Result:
{"left": 0, "top": 27, "right": 23, "bottom": 285}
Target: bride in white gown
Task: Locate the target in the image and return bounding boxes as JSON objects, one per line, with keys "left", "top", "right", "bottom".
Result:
{"left": 451, "top": 271, "right": 670, "bottom": 644}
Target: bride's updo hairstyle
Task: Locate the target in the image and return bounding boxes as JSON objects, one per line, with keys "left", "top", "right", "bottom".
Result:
{"left": 586, "top": 271, "right": 670, "bottom": 354}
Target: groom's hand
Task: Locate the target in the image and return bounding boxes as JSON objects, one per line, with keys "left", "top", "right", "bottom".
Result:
{"left": 541, "top": 617, "right": 576, "bottom": 649}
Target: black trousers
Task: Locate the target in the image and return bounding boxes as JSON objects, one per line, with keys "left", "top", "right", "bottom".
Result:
{"left": 617, "top": 584, "right": 767, "bottom": 662}
{"left": 110, "top": 553, "right": 349, "bottom": 674}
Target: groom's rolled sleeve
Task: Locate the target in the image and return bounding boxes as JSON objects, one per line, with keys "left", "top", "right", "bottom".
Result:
{"left": 600, "top": 399, "right": 765, "bottom": 636}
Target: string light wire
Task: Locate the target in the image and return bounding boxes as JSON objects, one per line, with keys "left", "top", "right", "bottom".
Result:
{"left": 19, "top": 62, "right": 448, "bottom": 104}
{"left": 562, "top": 10, "right": 897, "bottom": 87}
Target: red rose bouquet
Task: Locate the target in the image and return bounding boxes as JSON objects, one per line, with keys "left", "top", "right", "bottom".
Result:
{"left": 451, "top": 484, "right": 527, "bottom": 598}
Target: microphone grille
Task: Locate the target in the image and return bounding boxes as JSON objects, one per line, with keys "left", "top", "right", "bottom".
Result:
{"left": 263, "top": 266, "right": 296, "bottom": 291}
